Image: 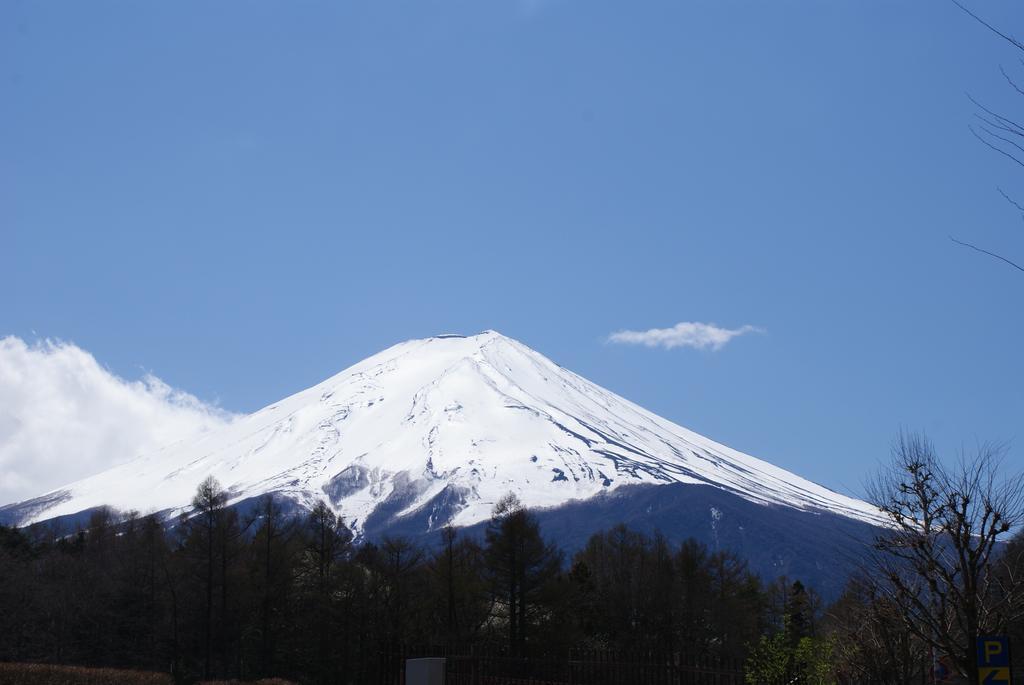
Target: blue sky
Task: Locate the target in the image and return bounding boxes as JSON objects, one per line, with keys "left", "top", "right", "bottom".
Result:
{"left": 2, "top": 0, "right": 1022, "bottom": 503}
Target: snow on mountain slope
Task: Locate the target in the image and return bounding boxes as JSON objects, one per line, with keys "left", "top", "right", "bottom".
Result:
{"left": 5, "top": 331, "right": 882, "bottom": 530}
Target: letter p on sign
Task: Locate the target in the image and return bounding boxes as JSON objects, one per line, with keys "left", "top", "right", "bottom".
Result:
{"left": 977, "top": 636, "right": 1010, "bottom": 668}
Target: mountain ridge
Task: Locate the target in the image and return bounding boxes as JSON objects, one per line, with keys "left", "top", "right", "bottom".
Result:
{"left": 0, "top": 331, "right": 881, "bottom": 536}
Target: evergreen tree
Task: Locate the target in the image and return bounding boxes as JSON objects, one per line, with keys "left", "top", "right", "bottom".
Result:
{"left": 245, "top": 495, "right": 298, "bottom": 678}
{"left": 428, "top": 526, "right": 488, "bottom": 646}
{"left": 178, "top": 476, "right": 239, "bottom": 679}
{"left": 296, "top": 500, "right": 352, "bottom": 684}
{"left": 483, "top": 493, "right": 562, "bottom": 655}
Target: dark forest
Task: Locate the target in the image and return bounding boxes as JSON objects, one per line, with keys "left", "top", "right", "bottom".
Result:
{"left": 2, "top": 473, "right": 1022, "bottom": 684}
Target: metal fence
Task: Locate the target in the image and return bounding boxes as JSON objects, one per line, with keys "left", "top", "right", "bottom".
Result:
{"left": 384, "top": 645, "right": 744, "bottom": 685}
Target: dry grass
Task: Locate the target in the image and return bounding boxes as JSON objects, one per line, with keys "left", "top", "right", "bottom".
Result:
{"left": 0, "top": 663, "right": 298, "bottom": 685}
{"left": 0, "top": 663, "right": 174, "bottom": 684}
{"left": 198, "top": 681, "right": 297, "bottom": 685}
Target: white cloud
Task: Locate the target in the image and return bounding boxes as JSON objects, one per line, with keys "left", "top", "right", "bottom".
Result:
{"left": 607, "top": 322, "right": 763, "bottom": 351}
{"left": 0, "top": 337, "right": 237, "bottom": 506}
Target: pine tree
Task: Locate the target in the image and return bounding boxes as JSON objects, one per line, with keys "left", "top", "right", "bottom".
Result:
{"left": 483, "top": 493, "right": 562, "bottom": 656}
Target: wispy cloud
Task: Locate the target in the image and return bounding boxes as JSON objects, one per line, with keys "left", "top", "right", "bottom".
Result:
{"left": 607, "top": 322, "right": 763, "bottom": 351}
{"left": 0, "top": 337, "right": 238, "bottom": 506}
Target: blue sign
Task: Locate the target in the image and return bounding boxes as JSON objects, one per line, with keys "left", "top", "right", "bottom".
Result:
{"left": 977, "top": 636, "right": 1011, "bottom": 685}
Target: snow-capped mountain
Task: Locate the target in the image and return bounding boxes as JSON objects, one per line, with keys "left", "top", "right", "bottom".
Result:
{"left": 2, "top": 330, "right": 880, "bottom": 535}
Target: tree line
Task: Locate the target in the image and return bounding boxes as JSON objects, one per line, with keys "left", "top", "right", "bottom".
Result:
{"left": 0, "top": 434, "right": 1022, "bottom": 684}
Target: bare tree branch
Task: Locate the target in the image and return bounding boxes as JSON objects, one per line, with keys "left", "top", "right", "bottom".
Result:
{"left": 950, "top": 236, "right": 1024, "bottom": 273}
{"left": 969, "top": 125, "right": 1024, "bottom": 170}
{"left": 966, "top": 94, "right": 1024, "bottom": 136}
{"left": 999, "top": 65, "right": 1024, "bottom": 97}
{"left": 976, "top": 124, "right": 1024, "bottom": 158}
{"left": 951, "top": 0, "right": 1024, "bottom": 52}
{"left": 996, "top": 186, "right": 1024, "bottom": 220}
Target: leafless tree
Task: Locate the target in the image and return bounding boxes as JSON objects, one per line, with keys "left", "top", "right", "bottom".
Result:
{"left": 826, "top": 575, "right": 930, "bottom": 684}
{"left": 865, "top": 432, "right": 1024, "bottom": 684}
{"left": 951, "top": 1, "right": 1024, "bottom": 274}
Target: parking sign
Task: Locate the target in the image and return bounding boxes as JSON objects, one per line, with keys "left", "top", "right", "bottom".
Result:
{"left": 977, "top": 636, "right": 1012, "bottom": 685}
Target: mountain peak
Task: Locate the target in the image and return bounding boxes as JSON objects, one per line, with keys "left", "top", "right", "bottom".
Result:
{"left": 429, "top": 329, "right": 504, "bottom": 343}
